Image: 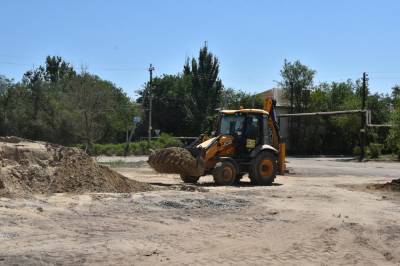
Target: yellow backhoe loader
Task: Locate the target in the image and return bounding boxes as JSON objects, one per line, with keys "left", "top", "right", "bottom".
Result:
{"left": 148, "top": 98, "right": 286, "bottom": 185}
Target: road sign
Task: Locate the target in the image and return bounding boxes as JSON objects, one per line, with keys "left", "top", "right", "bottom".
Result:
{"left": 133, "top": 116, "right": 141, "bottom": 124}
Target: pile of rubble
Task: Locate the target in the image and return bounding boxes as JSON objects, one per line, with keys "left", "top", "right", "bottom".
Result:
{"left": 0, "top": 137, "right": 151, "bottom": 196}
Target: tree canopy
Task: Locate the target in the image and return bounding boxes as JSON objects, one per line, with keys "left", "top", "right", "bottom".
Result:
{"left": 0, "top": 57, "right": 139, "bottom": 152}
{"left": 1, "top": 49, "right": 399, "bottom": 157}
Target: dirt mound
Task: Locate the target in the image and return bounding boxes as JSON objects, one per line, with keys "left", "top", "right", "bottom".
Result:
{"left": 372, "top": 178, "right": 400, "bottom": 192}
{"left": 148, "top": 147, "right": 203, "bottom": 177}
{"left": 0, "top": 137, "right": 151, "bottom": 195}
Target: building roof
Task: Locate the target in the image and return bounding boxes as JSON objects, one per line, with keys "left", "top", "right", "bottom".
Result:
{"left": 257, "top": 88, "right": 290, "bottom": 107}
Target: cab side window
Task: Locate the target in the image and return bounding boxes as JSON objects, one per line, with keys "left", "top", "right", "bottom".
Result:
{"left": 245, "top": 115, "right": 261, "bottom": 144}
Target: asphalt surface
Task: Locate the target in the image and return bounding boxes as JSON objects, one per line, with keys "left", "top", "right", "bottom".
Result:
{"left": 287, "top": 157, "right": 400, "bottom": 179}
{"left": 97, "top": 155, "right": 400, "bottom": 179}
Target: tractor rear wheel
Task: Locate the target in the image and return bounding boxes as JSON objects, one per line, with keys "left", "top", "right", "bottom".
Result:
{"left": 213, "top": 161, "right": 237, "bottom": 186}
{"left": 249, "top": 151, "right": 277, "bottom": 185}
{"left": 180, "top": 175, "right": 200, "bottom": 184}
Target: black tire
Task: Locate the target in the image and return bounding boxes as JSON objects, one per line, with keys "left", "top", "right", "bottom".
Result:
{"left": 249, "top": 151, "right": 277, "bottom": 185}
{"left": 180, "top": 175, "right": 200, "bottom": 184}
{"left": 213, "top": 161, "right": 237, "bottom": 186}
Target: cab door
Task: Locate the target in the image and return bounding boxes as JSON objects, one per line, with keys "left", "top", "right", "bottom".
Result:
{"left": 244, "top": 114, "right": 262, "bottom": 152}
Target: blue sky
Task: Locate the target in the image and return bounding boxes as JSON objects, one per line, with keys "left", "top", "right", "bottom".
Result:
{"left": 1, "top": 0, "right": 399, "bottom": 97}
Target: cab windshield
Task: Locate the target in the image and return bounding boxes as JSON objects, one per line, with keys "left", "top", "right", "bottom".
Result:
{"left": 219, "top": 113, "right": 245, "bottom": 135}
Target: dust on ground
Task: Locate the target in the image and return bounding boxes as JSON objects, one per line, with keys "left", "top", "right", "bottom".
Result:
{"left": 0, "top": 155, "right": 400, "bottom": 265}
{"left": 0, "top": 137, "right": 150, "bottom": 195}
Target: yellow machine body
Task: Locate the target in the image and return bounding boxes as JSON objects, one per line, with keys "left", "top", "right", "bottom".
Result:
{"left": 195, "top": 98, "right": 286, "bottom": 176}
{"left": 149, "top": 97, "right": 286, "bottom": 186}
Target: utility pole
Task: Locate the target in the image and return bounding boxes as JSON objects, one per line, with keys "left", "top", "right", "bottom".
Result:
{"left": 289, "top": 81, "right": 294, "bottom": 114}
{"left": 359, "top": 72, "right": 367, "bottom": 161}
{"left": 148, "top": 64, "right": 155, "bottom": 143}
{"left": 289, "top": 81, "right": 294, "bottom": 152}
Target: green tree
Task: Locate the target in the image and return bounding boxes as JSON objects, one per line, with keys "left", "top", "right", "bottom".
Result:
{"left": 66, "top": 71, "right": 116, "bottom": 151}
{"left": 386, "top": 107, "right": 400, "bottom": 159}
{"left": 0, "top": 55, "right": 178, "bottom": 148}
{"left": 279, "top": 60, "right": 316, "bottom": 113}
{"left": 386, "top": 86, "right": 400, "bottom": 159}
{"left": 106, "top": 88, "right": 141, "bottom": 156}
{"left": 221, "top": 88, "right": 263, "bottom": 109}
{"left": 278, "top": 60, "right": 316, "bottom": 152}
{"left": 0, "top": 77, "right": 33, "bottom": 138}
{"left": 22, "top": 67, "right": 46, "bottom": 121}
{"left": 20, "top": 57, "right": 77, "bottom": 143}
{"left": 0, "top": 75, "right": 14, "bottom": 135}
{"left": 184, "top": 44, "right": 223, "bottom": 132}
{"left": 392, "top": 85, "right": 400, "bottom": 104}
{"left": 367, "top": 93, "right": 391, "bottom": 124}
{"left": 44, "top": 56, "right": 76, "bottom": 83}
{"left": 138, "top": 74, "right": 195, "bottom": 136}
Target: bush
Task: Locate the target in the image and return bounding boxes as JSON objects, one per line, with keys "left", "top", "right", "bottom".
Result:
{"left": 75, "top": 144, "right": 86, "bottom": 150}
{"left": 92, "top": 143, "right": 115, "bottom": 156}
{"left": 368, "top": 143, "right": 383, "bottom": 159}
{"left": 353, "top": 146, "right": 361, "bottom": 156}
{"left": 78, "top": 133, "right": 183, "bottom": 156}
{"left": 385, "top": 104, "right": 400, "bottom": 158}
{"left": 156, "top": 133, "right": 182, "bottom": 147}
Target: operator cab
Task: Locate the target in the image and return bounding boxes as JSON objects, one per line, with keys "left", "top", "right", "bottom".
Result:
{"left": 217, "top": 109, "right": 271, "bottom": 157}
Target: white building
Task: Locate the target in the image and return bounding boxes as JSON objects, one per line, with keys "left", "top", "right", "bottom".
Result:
{"left": 257, "top": 88, "right": 290, "bottom": 146}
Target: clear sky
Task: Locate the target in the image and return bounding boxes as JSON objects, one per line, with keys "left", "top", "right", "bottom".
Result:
{"left": 1, "top": 0, "right": 399, "bottom": 97}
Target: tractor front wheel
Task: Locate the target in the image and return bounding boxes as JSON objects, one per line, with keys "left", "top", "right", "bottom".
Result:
{"left": 249, "top": 151, "right": 277, "bottom": 185}
{"left": 213, "top": 161, "right": 237, "bottom": 186}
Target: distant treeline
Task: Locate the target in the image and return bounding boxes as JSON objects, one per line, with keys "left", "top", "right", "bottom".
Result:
{"left": 0, "top": 56, "right": 137, "bottom": 152}
{"left": 278, "top": 60, "right": 399, "bottom": 155}
{"left": 1, "top": 45, "right": 400, "bottom": 156}
{"left": 0, "top": 47, "right": 259, "bottom": 153}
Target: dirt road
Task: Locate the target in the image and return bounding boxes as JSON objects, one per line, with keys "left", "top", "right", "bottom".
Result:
{"left": 0, "top": 157, "right": 399, "bottom": 265}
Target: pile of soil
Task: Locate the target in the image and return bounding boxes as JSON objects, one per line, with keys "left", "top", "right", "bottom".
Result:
{"left": 0, "top": 137, "right": 151, "bottom": 195}
{"left": 148, "top": 147, "right": 203, "bottom": 177}
{"left": 372, "top": 178, "right": 400, "bottom": 192}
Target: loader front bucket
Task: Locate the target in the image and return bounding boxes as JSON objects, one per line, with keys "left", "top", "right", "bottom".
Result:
{"left": 148, "top": 147, "right": 205, "bottom": 177}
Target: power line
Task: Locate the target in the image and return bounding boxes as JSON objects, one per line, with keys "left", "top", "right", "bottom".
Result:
{"left": 368, "top": 71, "right": 400, "bottom": 74}
{"left": 368, "top": 77, "right": 400, "bottom": 80}
{"left": 0, "top": 61, "right": 29, "bottom": 66}
{"left": 0, "top": 60, "right": 148, "bottom": 72}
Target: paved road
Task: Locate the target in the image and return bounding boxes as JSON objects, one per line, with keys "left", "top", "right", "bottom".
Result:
{"left": 97, "top": 155, "right": 400, "bottom": 179}
{"left": 287, "top": 157, "right": 400, "bottom": 179}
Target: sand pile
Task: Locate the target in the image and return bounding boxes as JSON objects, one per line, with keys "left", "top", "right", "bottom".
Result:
{"left": 0, "top": 137, "right": 151, "bottom": 195}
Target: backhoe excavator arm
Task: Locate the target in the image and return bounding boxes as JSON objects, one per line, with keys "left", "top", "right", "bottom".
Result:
{"left": 263, "top": 98, "right": 286, "bottom": 175}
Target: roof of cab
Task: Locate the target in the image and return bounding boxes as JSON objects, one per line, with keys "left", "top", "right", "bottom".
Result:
{"left": 220, "top": 109, "right": 269, "bottom": 115}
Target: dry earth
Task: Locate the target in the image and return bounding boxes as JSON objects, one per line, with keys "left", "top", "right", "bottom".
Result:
{"left": 0, "top": 156, "right": 399, "bottom": 265}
